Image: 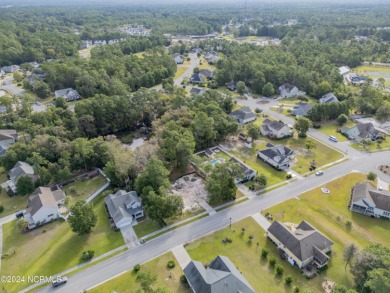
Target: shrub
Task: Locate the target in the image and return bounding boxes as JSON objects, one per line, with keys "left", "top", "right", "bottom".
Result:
{"left": 294, "top": 287, "right": 300, "bottom": 293}
{"left": 255, "top": 108, "right": 262, "bottom": 113}
{"left": 298, "top": 133, "right": 307, "bottom": 138}
{"left": 133, "top": 264, "right": 141, "bottom": 272}
{"left": 0, "top": 206, "right": 4, "bottom": 213}
{"left": 285, "top": 275, "right": 293, "bottom": 284}
{"left": 275, "top": 264, "right": 284, "bottom": 275}
{"left": 286, "top": 174, "right": 292, "bottom": 179}
{"left": 241, "top": 228, "right": 245, "bottom": 234}
{"left": 269, "top": 256, "right": 276, "bottom": 266}
{"left": 297, "top": 96, "right": 309, "bottom": 102}
{"left": 42, "top": 229, "right": 47, "bottom": 233}
{"left": 248, "top": 235, "right": 254, "bottom": 241}
{"left": 80, "top": 250, "right": 95, "bottom": 262}
{"left": 345, "top": 220, "right": 352, "bottom": 230}
{"left": 367, "top": 172, "right": 377, "bottom": 181}
{"left": 180, "top": 274, "right": 188, "bottom": 284}
{"left": 261, "top": 248, "right": 269, "bottom": 258}
{"left": 312, "top": 123, "right": 321, "bottom": 129}
{"left": 167, "top": 260, "right": 176, "bottom": 269}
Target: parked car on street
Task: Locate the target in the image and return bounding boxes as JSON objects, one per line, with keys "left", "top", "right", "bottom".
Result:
{"left": 315, "top": 171, "right": 324, "bottom": 176}
{"left": 52, "top": 276, "right": 68, "bottom": 287}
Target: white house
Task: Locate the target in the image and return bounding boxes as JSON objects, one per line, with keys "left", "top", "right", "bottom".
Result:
{"left": 350, "top": 183, "right": 390, "bottom": 219}
{"left": 257, "top": 143, "right": 294, "bottom": 170}
{"left": 24, "top": 187, "right": 65, "bottom": 228}
{"left": 105, "top": 190, "right": 144, "bottom": 228}
{"left": 1, "top": 65, "right": 20, "bottom": 73}
{"left": 0, "top": 129, "right": 18, "bottom": 155}
{"left": 278, "top": 84, "right": 306, "bottom": 98}
{"left": 6, "top": 161, "right": 38, "bottom": 194}
{"left": 260, "top": 119, "right": 292, "bottom": 139}
{"left": 338, "top": 66, "right": 350, "bottom": 76}
{"left": 267, "top": 221, "right": 334, "bottom": 269}
{"left": 229, "top": 107, "right": 257, "bottom": 124}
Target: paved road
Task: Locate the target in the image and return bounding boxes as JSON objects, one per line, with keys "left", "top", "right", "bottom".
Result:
{"left": 34, "top": 151, "right": 390, "bottom": 293}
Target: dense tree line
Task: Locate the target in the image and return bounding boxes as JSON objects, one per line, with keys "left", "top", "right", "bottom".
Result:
{"left": 306, "top": 101, "right": 350, "bottom": 122}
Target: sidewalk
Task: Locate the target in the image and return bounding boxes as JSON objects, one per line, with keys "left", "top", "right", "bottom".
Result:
{"left": 251, "top": 213, "right": 271, "bottom": 230}
{"left": 172, "top": 245, "right": 191, "bottom": 269}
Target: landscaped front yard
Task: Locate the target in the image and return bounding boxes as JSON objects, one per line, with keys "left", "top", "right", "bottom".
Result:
{"left": 317, "top": 120, "right": 355, "bottom": 142}
{"left": 350, "top": 137, "right": 390, "bottom": 152}
{"left": 263, "top": 172, "right": 390, "bottom": 290}
{"left": 185, "top": 217, "right": 325, "bottom": 293}
{"left": 1, "top": 194, "right": 124, "bottom": 293}
{"left": 89, "top": 252, "right": 191, "bottom": 293}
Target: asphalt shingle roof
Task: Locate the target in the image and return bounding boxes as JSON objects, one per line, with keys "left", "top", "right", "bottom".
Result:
{"left": 351, "top": 182, "right": 390, "bottom": 211}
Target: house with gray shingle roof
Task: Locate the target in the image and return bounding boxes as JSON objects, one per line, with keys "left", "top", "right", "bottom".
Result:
{"left": 0, "top": 129, "right": 18, "bottom": 155}
{"left": 350, "top": 182, "right": 390, "bottom": 219}
{"left": 278, "top": 84, "right": 305, "bottom": 98}
{"left": 319, "top": 93, "right": 339, "bottom": 104}
{"left": 229, "top": 107, "right": 256, "bottom": 124}
{"left": 190, "top": 87, "right": 206, "bottom": 97}
{"left": 54, "top": 88, "right": 80, "bottom": 102}
{"left": 24, "top": 186, "right": 65, "bottom": 228}
{"left": 260, "top": 119, "right": 292, "bottom": 139}
{"left": 6, "top": 161, "right": 38, "bottom": 194}
{"left": 104, "top": 190, "right": 144, "bottom": 228}
{"left": 267, "top": 221, "right": 334, "bottom": 269}
{"left": 184, "top": 255, "right": 255, "bottom": 293}
{"left": 292, "top": 102, "right": 313, "bottom": 117}
{"left": 341, "top": 122, "right": 384, "bottom": 142}
{"left": 257, "top": 143, "right": 294, "bottom": 170}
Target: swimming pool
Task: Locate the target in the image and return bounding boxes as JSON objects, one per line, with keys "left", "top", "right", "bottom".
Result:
{"left": 210, "top": 158, "right": 224, "bottom": 165}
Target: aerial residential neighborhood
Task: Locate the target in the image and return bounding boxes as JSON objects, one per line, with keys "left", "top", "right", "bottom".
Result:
{"left": 0, "top": 1, "right": 389, "bottom": 293}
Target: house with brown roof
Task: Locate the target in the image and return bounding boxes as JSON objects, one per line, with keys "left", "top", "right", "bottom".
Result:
{"left": 260, "top": 119, "right": 292, "bottom": 139}
{"left": 349, "top": 183, "right": 390, "bottom": 219}
{"left": 267, "top": 221, "right": 334, "bottom": 269}
{"left": 24, "top": 187, "right": 65, "bottom": 228}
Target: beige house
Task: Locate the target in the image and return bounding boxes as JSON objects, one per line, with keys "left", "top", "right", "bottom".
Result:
{"left": 24, "top": 187, "right": 65, "bottom": 228}
{"left": 267, "top": 220, "right": 334, "bottom": 269}
{"left": 260, "top": 119, "right": 292, "bottom": 139}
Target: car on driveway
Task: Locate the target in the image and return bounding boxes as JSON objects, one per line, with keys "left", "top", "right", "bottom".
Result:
{"left": 315, "top": 171, "right": 324, "bottom": 176}
{"left": 52, "top": 276, "right": 67, "bottom": 287}
{"left": 15, "top": 211, "right": 24, "bottom": 219}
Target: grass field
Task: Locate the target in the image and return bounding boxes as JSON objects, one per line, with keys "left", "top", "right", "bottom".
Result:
{"left": 174, "top": 65, "right": 189, "bottom": 79}
{"left": 350, "top": 137, "right": 390, "bottom": 152}
{"left": 0, "top": 167, "right": 27, "bottom": 216}
{"left": 317, "top": 121, "right": 355, "bottom": 142}
{"left": 264, "top": 172, "right": 390, "bottom": 291}
{"left": 62, "top": 174, "right": 108, "bottom": 207}
{"left": 89, "top": 252, "right": 191, "bottom": 293}
{"left": 1, "top": 194, "right": 124, "bottom": 292}
{"left": 352, "top": 65, "right": 390, "bottom": 90}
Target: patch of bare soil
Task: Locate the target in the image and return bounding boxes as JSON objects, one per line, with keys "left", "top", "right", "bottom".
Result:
{"left": 171, "top": 173, "right": 208, "bottom": 212}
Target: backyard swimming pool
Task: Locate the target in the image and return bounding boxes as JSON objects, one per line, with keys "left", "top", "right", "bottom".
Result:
{"left": 210, "top": 158, "right": 224, "bottom": 165}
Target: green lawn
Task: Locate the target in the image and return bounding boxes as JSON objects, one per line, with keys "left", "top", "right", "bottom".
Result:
{"left": 350, "top": 137, "right": 390, "bottom": 152}
{"left": 174, "top": 65, "right": 189, "bottom": 79}
{"left": 1, "top": 194, "right": 124, "bottom": 292}
{"left": 0, "top": 167, "right": 28, "bottom": 217}
{"left": 317, "top": 121, "right": 355, "bottom": 142}
{"left": 62, "top": 174, "right": 108, "bottom": 207}
{"left": 134, "top": 207, "right": 205, "bottom": 238}
{"left": 264, "top": 172, "right": 390, "bottom": 291}
{"left": 89, "top": 252, "right": 191, "bottom": 293}
{"left": 186, "top": 217, "right": 325, "bottom": 293}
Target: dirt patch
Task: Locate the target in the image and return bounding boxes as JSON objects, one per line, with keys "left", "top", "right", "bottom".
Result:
{"left": 171, "top": 174, "right": 208, "bottom": 212}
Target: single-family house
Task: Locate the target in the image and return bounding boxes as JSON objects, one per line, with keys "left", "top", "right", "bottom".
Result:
{"left": 204, "top": 51, "right": 218, "bottom": 61}
{"left": 349, "top": 183, "right": 390, "bottom": 219}
{"left": 341, "top": 122, "right": 383, "bottom": 142}
{"left": 1, "top": 65, "right": 20, "bottom": 73}
{"left": 190, "top": 87, "right": 206, "bottom": 96}
{"left": 191, "top": 48, "right": 202, "bottom": 54}
{"left": 0, "top": 129, "right": 18, "bottom": 155}
{"left": 260, "top": 119, "right": 292, "bottom": 139}
{"left": 278, "top": 84, "right": 306, "bottom": 98}
{"left": 319, "top": 93, "right": 339, "bottom": 104}
{"left": 292, "top": 102, "right": 313, "bottom": 117}
{"left": 6, "top": 161, "right": 38, "bottom": 194}
{"left": 230, "top": 157, "right": 257, "bottom": 183}
{"left": 54, "top": 88, "right": 80, "bottom": 102}
{"left": 184, "top": 255, "right": 255, "bottom": 293}
{"left": 0, "top": 69, "right": 5, "bottom": 78}
{"left": 257, "top": 143, "right": 294, "bottom": 170}
{"left": 190, "top": 73, "right": 204, "bottom": 84}
{"left": 229, "top": 107, "right": 256, "bottom": 124}
{"left": 267, "top": 220, "right": 334, "bottom": 269}
{"left": 207, "top": 56, "right": 219, "bottom": 64}
{"left": 105, "top": 190, "right": 144, "bottom": 228}
{"left": 199, "top": 69, "right": 214, "bottom": 79}
{"left": 24, "top": 187, "right": 65, "bottom": 228}
{"left": 226, "top": 81, "right": 237, "bottom": 91}
{"left": 338, "top": 66, "right": 350, "bottom": 76}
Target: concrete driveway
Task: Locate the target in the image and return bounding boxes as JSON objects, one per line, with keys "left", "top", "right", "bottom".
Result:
{"left": 120, "top": 225, "right": 139, "bottom": 249}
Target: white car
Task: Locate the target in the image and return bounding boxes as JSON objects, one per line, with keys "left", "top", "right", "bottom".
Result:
{"left": 315, "top": 171, "right": 324, "bottom": 176}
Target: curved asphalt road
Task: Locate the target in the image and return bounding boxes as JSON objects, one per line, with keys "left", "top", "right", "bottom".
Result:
{"left": 33, "top": 149, "right": 390, "bottom": 293}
